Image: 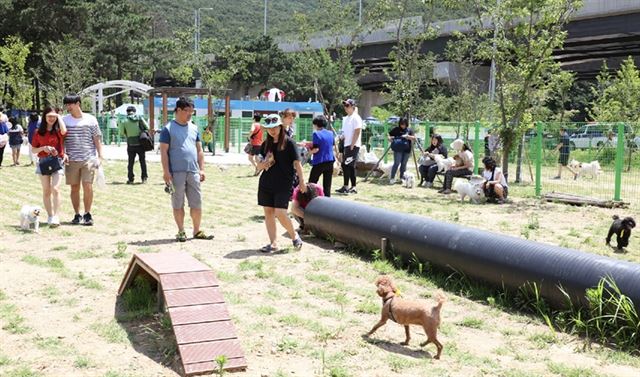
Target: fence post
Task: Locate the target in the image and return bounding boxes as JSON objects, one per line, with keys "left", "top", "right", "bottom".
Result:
{"left": 424, "top": 121, "right": 431, "bottom": 150}
{"left": 614, "top": 122, "right": 625, "bottom": 201}
{"left": 473, "top": 121, "right": 480, "bottom": 175}
{"left": 535, "top": 121, "right": 543, "bottom": 197}
{"left": 383, "top": 123, "right": 389, "bottom": 163}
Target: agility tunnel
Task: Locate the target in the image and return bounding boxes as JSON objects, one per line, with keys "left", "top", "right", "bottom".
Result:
{"left": 305, "top": 197, "right": 640, "bottom": 311}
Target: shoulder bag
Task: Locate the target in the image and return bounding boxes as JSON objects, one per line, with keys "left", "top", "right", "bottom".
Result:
{"left": 138, "top": 121, "right": 154, "bottom": 151}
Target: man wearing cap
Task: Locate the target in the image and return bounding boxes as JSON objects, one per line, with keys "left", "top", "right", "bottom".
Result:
{"left": 336, "top": 98, "right": 362, "bottom": 194}
{"left": 119, "top": 105, "right": 150, "bottom": 184}
{"left": 62, "top": 93, "right": 103, "bottom": 226}
{"left": 159, "top": 97, "right": 211, "bottom": 242}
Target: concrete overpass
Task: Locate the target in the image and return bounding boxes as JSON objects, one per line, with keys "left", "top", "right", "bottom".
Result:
{"left": 278, "top": 0, "right": 640, "bottom": 115}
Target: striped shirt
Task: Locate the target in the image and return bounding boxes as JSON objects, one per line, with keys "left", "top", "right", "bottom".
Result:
{"left": 63, "top": 113, "right": 101, "bottom": 162}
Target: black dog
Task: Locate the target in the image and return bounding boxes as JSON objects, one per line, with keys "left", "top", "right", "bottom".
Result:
{"left": 606, "top": 215, "right": 636, "bottom": 250}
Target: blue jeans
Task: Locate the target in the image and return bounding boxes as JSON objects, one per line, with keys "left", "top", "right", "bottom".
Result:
{"left": 391, "top": 150, "right": 410, "bottom": 179}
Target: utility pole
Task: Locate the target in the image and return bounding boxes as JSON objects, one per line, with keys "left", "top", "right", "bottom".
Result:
{"left": 359, "top": 0, "right": 362, "bottom": 25}
{"left": 195, "top": 8, "right": 213, "bottom": 55}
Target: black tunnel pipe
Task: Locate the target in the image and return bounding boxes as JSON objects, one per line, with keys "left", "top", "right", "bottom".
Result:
{"left": 305, "top": 197, "right": 640, "bottom": 310}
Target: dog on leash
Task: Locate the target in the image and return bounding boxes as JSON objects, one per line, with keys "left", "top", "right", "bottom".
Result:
{"left": 20, "top": 205, "right": 42, "bottom": 233}
{"left": 569, "top": 159, "right": 601, "bottom": 179}
{"left": 401, "top": 172, "right": 415, "bottom": 188}
{"left": 454, "top": 180, "right": 484, "bottom": 203}
{"left": 366, "top": 275, "right": 446, "bottom": 359}
{"left": 606, "top": 215, "right": 635, "bottom": 251}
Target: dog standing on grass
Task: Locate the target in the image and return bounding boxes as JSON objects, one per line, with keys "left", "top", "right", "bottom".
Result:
{"left": 606, "top": 215, "right": 635, "bottom": 251}
{"left": 366, "top": 275, "right": 446, "bottom": 359}
{"left": 20, "top": 205, "right": 41, "bottom": 233}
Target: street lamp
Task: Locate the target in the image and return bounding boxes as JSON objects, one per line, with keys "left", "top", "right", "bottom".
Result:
{"left": 264, "top": 0, "right": 267, "bottom": 36}
{"left": 194, "top": 7, "right": 213, "bottom": 54}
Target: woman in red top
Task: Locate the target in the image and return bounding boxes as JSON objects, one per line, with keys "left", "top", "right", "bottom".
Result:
{"left": 31, "top": 107, "right": 67, "bottom": 227}
{"left": 247, "top": 114, "right": 264, "bottom": 175}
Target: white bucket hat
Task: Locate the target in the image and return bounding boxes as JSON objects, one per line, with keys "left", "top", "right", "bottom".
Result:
{"left": 450, "top": 138, "right": 464, "bottom": 151}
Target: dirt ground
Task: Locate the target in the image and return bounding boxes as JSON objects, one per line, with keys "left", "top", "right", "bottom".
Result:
{"left": 1, "top": 159, "right": 639, "bottom": 377}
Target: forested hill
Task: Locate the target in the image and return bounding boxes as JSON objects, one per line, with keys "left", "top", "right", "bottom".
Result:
{"left": 138, "top": 0, "right": 470, "bottom": 45}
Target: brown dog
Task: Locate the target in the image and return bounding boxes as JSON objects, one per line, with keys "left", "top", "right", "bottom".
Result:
{"left": 366, "top": 275, "right": 446, "bottom": 359}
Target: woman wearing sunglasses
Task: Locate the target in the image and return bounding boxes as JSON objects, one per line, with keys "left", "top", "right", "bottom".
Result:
{"left": 255, "top": 114, "right": 306, "bottom": 253}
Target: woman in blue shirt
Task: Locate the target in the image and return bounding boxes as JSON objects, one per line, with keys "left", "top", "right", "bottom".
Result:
{"left": 308, "top": 115, "right": 335, "bottom": 197}
{"left": 388, "top": 118, "right": 415, "bottom": 184}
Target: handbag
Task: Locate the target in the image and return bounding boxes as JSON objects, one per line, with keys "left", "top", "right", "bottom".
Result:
{"left": 39, "top": 156, "right": 62, "bottom": 175}
{"left": 138, "top": 122, "right": 154, "bottom": 152}
{"left": 243, "top": 143, "right": 252, "bottom": 154}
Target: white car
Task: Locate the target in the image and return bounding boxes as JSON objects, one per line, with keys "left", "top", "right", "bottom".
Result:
{"left": 569, "top": 124, "right": 632, "bottom": 150}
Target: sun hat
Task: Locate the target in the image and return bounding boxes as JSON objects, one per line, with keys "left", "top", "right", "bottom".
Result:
{"left": 450, "top": 138, "right": 464, "bottom": 151}
{"left": 263, "top": 114, "right": 282, "bottom": 128}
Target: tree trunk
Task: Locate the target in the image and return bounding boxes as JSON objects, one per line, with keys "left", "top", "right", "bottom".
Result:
{"left": 515, "top": 134, "right": 524, "bottom": 183}
{"left": 502, "top": 139, "right": 511, "bottom": 182}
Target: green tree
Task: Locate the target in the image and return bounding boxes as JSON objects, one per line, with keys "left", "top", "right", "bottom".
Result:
{"left": 590, "top": 57, "right": 640, "bottom": 125}
{"left": 39, "top": 37, "right": 95, "bottom": 107}
{"left": 0, "top": 35, "right": 34, "bottom": 109}
{"left": 455, "top": 0, "right": 582, "bottom": 179}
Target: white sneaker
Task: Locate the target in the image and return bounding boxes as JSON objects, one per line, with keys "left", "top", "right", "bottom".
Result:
{"left": 50, "top": 216, "right": 60, "bottom": 228}
{"left": 47, "top": 216, "right": 53, "bottom": 225}
{"left": 389, "top": 178, "right": 396, "bottom": 185}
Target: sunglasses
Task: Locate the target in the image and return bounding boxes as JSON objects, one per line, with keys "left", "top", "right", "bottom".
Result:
{"left": 343, "top": 103, "right": 351, "bottom": 108}
{"left": 264, "top": 117, "right": 279, "bottom": 125}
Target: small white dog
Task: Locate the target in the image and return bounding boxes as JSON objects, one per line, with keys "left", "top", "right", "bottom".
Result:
{"left": 401, "top": 172, "right": 415, "bottom": 188}
{"left": 577, "top": 160, "right": 601, "bottom": 179}
{"left": 434, "top": 154, "right": 456, "bottom": 173}
{"left": 377, "top": 162, "right": 394, "bottom": 179}
{"left": 454, "top": 180, "right": 484, "bottom": 204}
{"left": 20, "top": 205, "right": 42, "bottom": 233}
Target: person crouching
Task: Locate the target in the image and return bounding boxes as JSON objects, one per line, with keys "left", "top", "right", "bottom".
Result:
{"left": 291, "top": 182, "right": 324, "bottom": 235}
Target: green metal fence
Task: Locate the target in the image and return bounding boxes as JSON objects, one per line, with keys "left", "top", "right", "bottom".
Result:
{"left": 97, "top": 113, "right": 639, "bottom": 204}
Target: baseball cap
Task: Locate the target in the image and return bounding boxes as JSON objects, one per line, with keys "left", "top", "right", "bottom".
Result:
{"left": 342, "top": 98, "right": 356, "bottom": 107}
{"left": 126, "top": 106, "right": 136, "bottom": 113}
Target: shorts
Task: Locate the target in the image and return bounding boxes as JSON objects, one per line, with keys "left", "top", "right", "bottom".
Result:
{"left": 10, "top": 144, "right": 21, "bottom": 150}
{"left": 558, "top": 153, "right": 569, "bottom": 166}
{"left": 485, "top": 185, "right": 508, "bottom": 199}
{"left": 36, "top": 157, "right": 65, "bottom": 176}
{"left": 258, "top": 189, "right": 291, "bottom": 209}
{"left": 65, "top": 161, "right": 95, "bottom": 185}
{"left": 171, "top": 171, "right": 202, "bottom": 209}
{"left": 249, "top": 145, "right": 261, "bottom": 156}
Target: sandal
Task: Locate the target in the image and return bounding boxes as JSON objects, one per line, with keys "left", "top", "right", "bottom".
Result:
{"left": 176, "top": 231, "right": 187, "bottom": 242}
{"left": 193, "top": 230, "right": 214, "bottom": 240}
{"left": 292, "top": 236, "right": 303, "bottom": 250}
{"left": 260, "top": 244, "right": 278, "bottom": 253}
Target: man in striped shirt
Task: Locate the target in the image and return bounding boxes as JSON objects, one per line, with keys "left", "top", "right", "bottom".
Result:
{"left": 63, "top": 94, "right": 103, "bottom": 226}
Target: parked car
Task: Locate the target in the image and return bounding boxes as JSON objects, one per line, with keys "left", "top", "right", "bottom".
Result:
{"left": 569, "top": 123, "right": 632, "bottom": 150}
{"left": 363, "top": 116, "right": 382, "bottom": 127}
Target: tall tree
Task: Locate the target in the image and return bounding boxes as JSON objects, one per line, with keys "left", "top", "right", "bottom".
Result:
{"left": 39, "top": 37, "right": 95, "bottom": 107}
{"left": 455, "top": 0, "right": 582, "bottom": 180}
{"left": 589, "top": 57, "right": 640, "bottom": 125}
{"left": 0, "top": 36, "right": 34, "bottom": 109}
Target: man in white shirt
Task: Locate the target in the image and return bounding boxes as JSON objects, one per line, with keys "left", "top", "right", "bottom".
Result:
{"left": 63, "top": 93, "right": 103, "bottom": 226}
{"left": 336, "top": 98, "right": 362, "bottom": 194}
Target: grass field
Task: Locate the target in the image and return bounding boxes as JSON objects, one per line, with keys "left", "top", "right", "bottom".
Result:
{"left": 0, "top": 155, "right": 639, "bottom": 377}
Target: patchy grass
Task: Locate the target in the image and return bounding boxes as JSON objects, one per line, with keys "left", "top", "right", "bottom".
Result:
{"left": 91, "top": 320, "right": 129, "bottom": 344}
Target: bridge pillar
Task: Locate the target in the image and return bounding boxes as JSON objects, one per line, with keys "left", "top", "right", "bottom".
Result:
{"left": 358, "top": 90, "right": 389, "bottom": 118}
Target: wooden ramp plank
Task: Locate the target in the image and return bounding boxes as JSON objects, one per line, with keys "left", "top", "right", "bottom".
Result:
{"left": 164, "top": 287, "right": 225, "bottom": 308}
{"left": 184, "top": 357, "right": 248, "bottom": 375}
{"left": 168, "top": 304, "right": 230, "bottom": 326}
{"left": 179, "top": 339, "right": 245, "bottom": 364}
{"left": 174, "top": 321, "right": 237, "bottom": 344}
{"left": 137, "top": 252, "right": 210, "bottom": 274}
{"left": 160, "top": 271, "right": 219, "bottom": 290}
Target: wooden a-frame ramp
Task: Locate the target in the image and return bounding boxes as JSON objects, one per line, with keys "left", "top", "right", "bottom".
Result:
{"left": 118, "top": 252, "right": 247, "bottom": 375}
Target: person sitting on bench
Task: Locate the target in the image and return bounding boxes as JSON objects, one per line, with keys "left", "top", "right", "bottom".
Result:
{"left": 439, "top": 138, "right": 474, "bottom": 195}
{"left": 481, "top": 156, "right": 508, "bottom": 204}
{"left": 419, "top": 134, "right": 447, "bottom": 188}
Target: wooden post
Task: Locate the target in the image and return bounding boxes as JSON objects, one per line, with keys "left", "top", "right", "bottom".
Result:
{"left": 224, "top": 94, "right": 231, "bottom": 153}
{"left": 207, "top": 93, "right": 214, "bottom": 155}
{"left": 162, "top": 93, "right": 168, "bottom": 126}
{"left": 149, "top": 93, "right": 155, "bottom": 134}
{"left": 381, "top": 238, "right": 388, "bottom": 261}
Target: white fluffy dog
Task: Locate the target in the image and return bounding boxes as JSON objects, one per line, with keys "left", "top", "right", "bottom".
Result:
{"left": 401, "top": 171, "right": 415, "bottom": 188}
{"left": 377, "top": 162, "right": 394, "bottom": 179}
{"left": 454, "top": 180, "right": 484, "bottom": 204}
{"left": 20, "top": 205, "right": 42, "bottom": 233}
{"left": 577, "top": 160, "right": 601, "bottom": 179}
{"left": 434, "top": 154, "right": 456, "bottom": 173}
